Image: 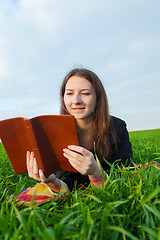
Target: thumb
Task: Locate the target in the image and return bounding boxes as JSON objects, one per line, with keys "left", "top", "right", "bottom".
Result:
{"left": 39, "top": 169, "right": 46, "bottom": 182}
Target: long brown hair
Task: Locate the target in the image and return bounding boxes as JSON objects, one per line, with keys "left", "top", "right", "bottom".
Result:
{"left": 60, "top": 68, "right": 117, "bottom": 161}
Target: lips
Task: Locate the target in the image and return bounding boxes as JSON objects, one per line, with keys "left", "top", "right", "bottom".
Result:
{"left": 71, "top": 106, "right": 85, "bottom": 112}
{"left": 72, "top": 105, "right": 85, "bottom": 109}
{"left": 72, "top": 107, "right": 85, "bottom": 110}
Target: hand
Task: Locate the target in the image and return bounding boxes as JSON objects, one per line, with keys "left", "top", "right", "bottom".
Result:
{"left": 26, "top": 151, "right": 61, "bottom": 193}
{"left": 63, "top": 145, "right": 100, "bottom": 176}
{"left": 26, "top": 151, "right": 46, "bottom": 182}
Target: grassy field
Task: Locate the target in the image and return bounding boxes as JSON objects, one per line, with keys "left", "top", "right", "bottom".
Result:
{"left": 0, "top": 129, "right": 160, "bottom": 240}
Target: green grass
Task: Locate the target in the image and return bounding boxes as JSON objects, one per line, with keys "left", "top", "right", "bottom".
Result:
{"left": 0, "top": 129, "right": 160, "bottom": 240}
{"left": 129, "top": 129, "right": 160, "bottom": 164}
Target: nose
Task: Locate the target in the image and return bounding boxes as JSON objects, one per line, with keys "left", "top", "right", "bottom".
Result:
{"left": 72, "top": 93, "right": 82, "bottom": 104}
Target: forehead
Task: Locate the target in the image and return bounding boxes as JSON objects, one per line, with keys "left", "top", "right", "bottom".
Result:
{"left": 65, "top": 76, "right": 93, "bottom": 90}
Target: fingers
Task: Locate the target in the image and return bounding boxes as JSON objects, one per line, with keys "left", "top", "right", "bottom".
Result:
{"left": 63, "top": 149, "right": 81, "bottom": 170}
{"left": 26, "top": 151, "right": 51, "bottom": 183}
{"left": 63, "top": 148, "right": 83, "bottom": 162}
{"left": 67, "top": 145, "right": 92, "bottom": 157}
{"left": 63, "top": 146, "right": 96, "bottom": 175}
{"left": 63, "top": 145, "right": 94, "bottom": 166}
{"left": 26, "top": 151, "right": 41, "bottom": 181}
{"left": 26, "top": 151, "right": 34, "bottom": 175}
{"left": 26, "top": 151, "right": 31, "bottom": 172}
{"left": 33, "top": 158, "right": 39, "bottom": 176}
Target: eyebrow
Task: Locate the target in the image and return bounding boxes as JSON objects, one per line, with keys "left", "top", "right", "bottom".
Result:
{"left": 65, "top": 88, "right": 91, "bottom": 91}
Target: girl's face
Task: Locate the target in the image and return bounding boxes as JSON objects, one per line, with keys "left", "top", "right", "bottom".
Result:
{"left": 64, "top": 76, "right": 97, "bottom": 122}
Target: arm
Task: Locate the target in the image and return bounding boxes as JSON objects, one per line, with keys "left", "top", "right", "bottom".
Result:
{"left": 109, "top": 118, "right": 133, "bottom": 167}
{"left": 63, "top": 146, "right": 105, "bottom": 187}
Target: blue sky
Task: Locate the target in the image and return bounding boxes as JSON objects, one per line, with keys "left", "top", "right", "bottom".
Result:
{"left": 0, "top": 0, "right": 160, "bottom": 131}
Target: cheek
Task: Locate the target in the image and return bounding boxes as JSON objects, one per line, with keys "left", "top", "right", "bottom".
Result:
{"left": 64, "top": 96, "right": 71, "bottom": 109}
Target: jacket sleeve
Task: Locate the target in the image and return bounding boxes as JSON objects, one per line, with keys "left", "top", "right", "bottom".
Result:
{"left": 55, "top": 170, "right": 90, "bottom": 191}
{"left": 108, "top": 118, "right": 133, "bottom": 168}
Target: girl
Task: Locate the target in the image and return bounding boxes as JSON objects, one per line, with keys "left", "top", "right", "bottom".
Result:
{"left": 27, "top": 68, "right": 133, "bottom": 194}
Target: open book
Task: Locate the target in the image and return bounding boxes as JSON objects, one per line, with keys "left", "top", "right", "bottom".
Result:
{"left": 0, "top": 115, "right": 79, "bottom": 177}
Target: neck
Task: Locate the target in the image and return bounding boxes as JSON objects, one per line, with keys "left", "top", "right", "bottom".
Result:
{"left": 76, "top": 118, "right": 94, "bottom": 150}
{"left": 76, "top": 118, "right": 92, "bottom": 131}
{"left": 75, "top": 112, "right": 95, "bottom": 129}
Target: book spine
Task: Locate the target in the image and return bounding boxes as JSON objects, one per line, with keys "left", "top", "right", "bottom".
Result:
{"left": 25, "top": 119, "right": 44, "bottom": 171}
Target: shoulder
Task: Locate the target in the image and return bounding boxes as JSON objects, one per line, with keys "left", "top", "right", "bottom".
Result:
{"left": 110, "top": 116, "right": 126, "bottom": 129}
{"left": 110, "top": 116, "right": 128, "bottom": 142}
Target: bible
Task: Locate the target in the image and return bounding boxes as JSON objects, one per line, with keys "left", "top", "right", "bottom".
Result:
{"left": 0, "top": 115, "right": 79, "bottom": 177}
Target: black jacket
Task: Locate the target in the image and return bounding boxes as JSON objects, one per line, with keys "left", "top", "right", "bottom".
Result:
{"left": 55, "top": 116, "right": 133, "bottom": 190}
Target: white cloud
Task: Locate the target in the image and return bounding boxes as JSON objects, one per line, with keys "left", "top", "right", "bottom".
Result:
{"left": 0, "top": 0, "right": 160, "bottom": 130}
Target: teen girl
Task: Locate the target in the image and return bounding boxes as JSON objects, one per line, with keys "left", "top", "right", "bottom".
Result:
{"left": 27, "top": 68, "right": 133, "bottom": 194}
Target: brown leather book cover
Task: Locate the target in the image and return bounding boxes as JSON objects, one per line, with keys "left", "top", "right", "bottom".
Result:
{"left": 0, "top": 115, "right": 79, "bottom": 177}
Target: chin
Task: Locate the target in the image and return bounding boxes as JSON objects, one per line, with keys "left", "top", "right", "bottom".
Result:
{"left": 75, "top": 114, "right": 93, "bottom": 121}
{"left": 73, "top": 114, "right": 85, "bottom": 119}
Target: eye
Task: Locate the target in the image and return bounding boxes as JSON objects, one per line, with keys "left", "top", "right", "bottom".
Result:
{"left": 66, "top": 92, "right": 73, "bottom": 95}
{"left": 82, "top": 92, "right": 90, "bottom": 96}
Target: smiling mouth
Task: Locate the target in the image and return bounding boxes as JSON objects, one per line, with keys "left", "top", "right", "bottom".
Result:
{"left": 72, "top": 107, "right": 85, "bottom": 111}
